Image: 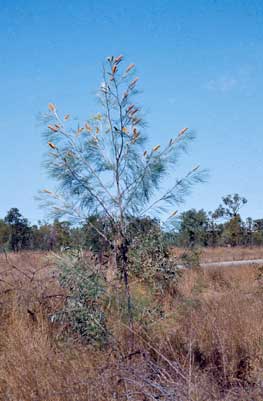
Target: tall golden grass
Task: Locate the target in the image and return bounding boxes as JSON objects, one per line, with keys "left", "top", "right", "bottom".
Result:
{"left": 172, "top": 245, "right": 263, "bottom": 262}
{"left": 0, "top": 251, "right": 262, "bottom": 400}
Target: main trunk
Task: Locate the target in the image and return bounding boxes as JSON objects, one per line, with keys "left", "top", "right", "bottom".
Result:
{"left": 115, "top": 237, "right": 133, "bottom": 328}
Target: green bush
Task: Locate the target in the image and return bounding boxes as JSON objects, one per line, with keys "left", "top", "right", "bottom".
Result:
{"left": 127, "top": 224, "right": 180, "bottom": 291}
{"left": 51, "top": 251, "right": 108, "bottom": 345}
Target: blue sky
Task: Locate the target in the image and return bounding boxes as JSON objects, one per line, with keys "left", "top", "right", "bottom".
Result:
{"left": 0, "top": 0, "right": 263, "bottom": 223}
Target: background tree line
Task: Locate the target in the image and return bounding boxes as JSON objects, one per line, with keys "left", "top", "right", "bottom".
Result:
{"left": 172, "top": 194, "right": 263, "bottom": 248}
{"left": 1, "top": 194, "right": 263, "bottom": 252}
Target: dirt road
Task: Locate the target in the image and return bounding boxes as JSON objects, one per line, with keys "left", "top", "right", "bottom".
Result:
{"left": 201, "top": 258, "right": 263, "bottom": 268}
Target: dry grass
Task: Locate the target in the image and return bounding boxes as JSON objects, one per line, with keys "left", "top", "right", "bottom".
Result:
{"left": 0, "top": 251, "right": 263, "bottom": 400}
{"left": 200, "top": 246, "right": 263, "bottom": 263}
{"left": 0, "top": 252, "right": 118, "bottom": 401}
{"left": 172, "top": 246, "right": 263, "bottom": 263}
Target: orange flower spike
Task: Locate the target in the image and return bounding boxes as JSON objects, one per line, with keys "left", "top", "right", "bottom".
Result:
{"left": 152, "top": 144, "right": 161, "bottom": 152}
{"left": 85, "top": 123, "right": 92, "bottom": 132}
{"left": 133, "top": 118, "right": 141, "bottom": 125}
{"left": 114, "top": 55, "right": 123, "bottom": 64}
{"left": 122, "top": 91, "right": 128, "bottom": 101}
{"left": 130, "top": 108, "right": 138, "bottom": 116}
{"left": 48, "top": 103, "right": 56, "bottom": 112}
{"left": 48, "top": 142, "right": 57, "bottom": 150}
{"left": 76, "top": 127, "right": 84, "bottom": 137}
{"left": 126, "top": 63, "right": 135, "bottom": 73}
{"left": 169, "top": 210, "right": 178, "bottom": 218}
{"left": 179, "top": 127, "right": 188, "bottom": 136}
{"left": 133, "top": 128, "right": 139, "bottom": 138}
{"left": 127, "top": 104, "right": 135, "bottom": 113}
{"left": 43, "top": 189, "right": 53, "bottom": 195}
{"left": 129, "top": 77, "right": 139, "bottom": 88}
{"left": 48, "top": 125, "right": 59, "bottom": 132}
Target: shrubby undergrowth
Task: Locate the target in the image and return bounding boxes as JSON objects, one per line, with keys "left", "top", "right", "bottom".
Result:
{"left": 0, "top": 251, "right": 263, "bottom": 400}
{"left": 127, "top": 220, "right": 181, "bottom": 292}
{"left": 0, "top": 253, "right": 263, "bottom": 401}
{"left": 51, "top": 251, "right": 108, "bottom": 345}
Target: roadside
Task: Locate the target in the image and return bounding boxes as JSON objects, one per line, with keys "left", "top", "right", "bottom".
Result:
{"left": 201, "top": 258, "right": 263, "bottom": 268}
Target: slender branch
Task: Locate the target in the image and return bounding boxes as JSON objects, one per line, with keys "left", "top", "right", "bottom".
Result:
{"left": 110, "top": 72, "right": 126, "bottom": 235}
{"left": 122, "top": 134, "right": 187, "bottom": 205}
{"left": 102, "top": 66, "right": 118, "bottom": 161}
{"left": 60, "top": 152, "right": 115, "bottom": 223}
{"left": 140, "top": 167, "right": 199, "bottom": 216}
{"left": 74, "top": 145, "right": 117, "bottom": 205}
{"left": 53, "top": 110, "right": 116, "bottom": 205}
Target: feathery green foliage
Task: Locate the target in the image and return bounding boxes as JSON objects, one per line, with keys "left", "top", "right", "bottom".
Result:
{"left": 52, "top": 251, "right": 108, "bottom": 345}
{"left": 39, "top": 55, "right": 205, "bottom": 326}
{"left": 39, "top": 55, "right": 205, "bottom": 241}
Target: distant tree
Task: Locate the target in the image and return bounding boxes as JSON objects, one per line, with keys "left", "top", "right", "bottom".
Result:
{"left": 222, "top": 215, "right": 244, "bottom": 247}
{"left": 252, "top": 219, "right": 263, "bottom": 246}
{"left": 53, "top": 220, "right": 72, "bottom": 250}
{"left": 0, "top": 219, "right": 10, "bottom": 249}
{"left": 213, "top": 194, "right": 247, "bottom": 219}
{"left": 206, "top": 211, "right": 224, "bottom": 247}
{"left": 31, "top": 222, "right": 54, "bottom": 250}
{"left": 70, "top": 226, "right": 86, "bottom": 249}
{"left": 178, "top": 209, "right": 209, "bottom": 247}
{"left": 212, "top": 194, "right": 247, "bottom": 247}
{"left": 243, "top": 217, "right": 253, "bottom": 247}
{"left": 39, "top": 55, "right": 205, "bottom": 322}
{"left": 253, "top": 219, "right": 263, "bottom": 232}
{"left": 4, "top": 208, "right": 31, "bottom": 251}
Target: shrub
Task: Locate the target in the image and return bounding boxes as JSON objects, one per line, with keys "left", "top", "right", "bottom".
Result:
{"left": 127, "top": 224, "right": 180, "bottom": 291}
{"left": 51, "top": 251, "right": 108, "bottom": 345}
